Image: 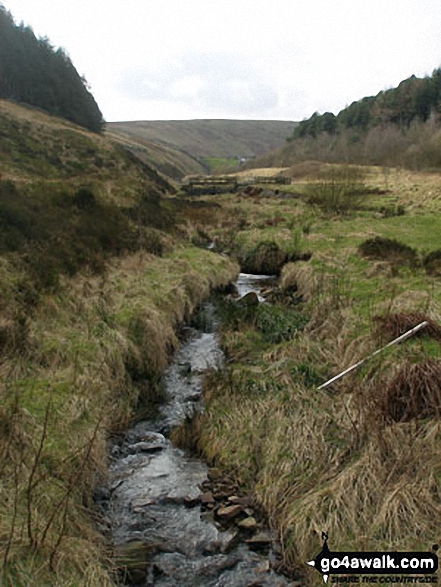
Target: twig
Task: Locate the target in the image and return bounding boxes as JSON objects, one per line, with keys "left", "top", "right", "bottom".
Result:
{"left": 2, "top": 462, "right": 20, "bottom": 572}
{"left": 26, "top": 398, "right": 51, "bottom": 548}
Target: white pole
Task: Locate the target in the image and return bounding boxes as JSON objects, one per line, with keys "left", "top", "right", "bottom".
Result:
{"left": 317, "top": 321, "right": 428, "bottom": 390}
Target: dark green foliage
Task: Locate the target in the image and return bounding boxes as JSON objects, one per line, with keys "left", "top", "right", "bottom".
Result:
{"left": 241, "top": 241, "right": 287, "bottom": 274}
{"left": 127, "top": 194, "right": 175, "bottom": 231}
{"left": 338, "top": 97, "right": 375, "bottom": 130}
{"left": 423, "top": 249, "right": 441, "bottom": 275}
{"left": 0, "top": 180, "right": 169, "bottom": 296}
{"left": 378, "top": 204, "right": 405, "bottom": 218}
{"left": 216, "top": 296, "right": 308, "bottom": 344}
{"left": 291, "top": 69, "right": 441, "bottom": 140}
{"left": 0, "top": 6, "right": 104, "bottom": 132}
{"left": 254, "top": 304, "right": 309, "bottom": 343}
{"left": 214, "top": 296, "right": 255, "bottom": 332}
{"left": 291, "top": 363, "right": 323, "bottom": 387}
{"left": 358, "top": 236, "right": 418, "bottom": 266}
{"left": 293, "top": 111, "right": 338, "bottom": 139}
{"left": 73, "top": 188, "right": 96, "bottom": 210}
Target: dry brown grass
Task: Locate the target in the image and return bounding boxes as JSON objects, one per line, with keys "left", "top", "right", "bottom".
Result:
{"left": 280, "top": 261, "right": 321, "bottom": 301}
{"left": 283, "top": 160, "right": 325, "bottom": 179}
{"left": 231, "top": 167, "right": 289, "bottom": 178}
{"left": 374, "top": 312, "right": 441, "bottom": 341}
{"left": 200, "top": 361, "right": 441, "bottom": 585}
{"left": 179, "top": 164, "right": 441, "bottom": 585}
{"left": 382, "top": 360, "right": 441, "bottom": 422}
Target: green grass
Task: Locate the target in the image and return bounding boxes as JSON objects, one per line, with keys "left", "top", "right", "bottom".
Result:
{"left": 0, "top": 245, "right": 238, "bottom": 586}
{"left": 202, "top": 157, "right": 238, "bottom": 173}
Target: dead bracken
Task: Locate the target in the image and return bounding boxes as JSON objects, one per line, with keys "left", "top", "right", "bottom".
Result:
{"left": 383, "top": 359, "right": 441, "bottom": 422}
{"left": 374, "top": 312, "right": 441, "bottom": 341}
{"left": 358, "top": 236, "right": 418, "bottom": 266}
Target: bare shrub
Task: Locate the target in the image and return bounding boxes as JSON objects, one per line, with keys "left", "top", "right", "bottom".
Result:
{"left": 307, "top": 165, "right": 367, "bottom": 214}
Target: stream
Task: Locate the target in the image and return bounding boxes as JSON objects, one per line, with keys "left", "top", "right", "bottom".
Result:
{"left": 103, "top": 273, "right": 295, "bottom": 586}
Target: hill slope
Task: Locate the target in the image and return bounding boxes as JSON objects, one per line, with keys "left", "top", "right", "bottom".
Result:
{"left": 0, "top": 98, "right": 238, "bottom": 586}
{"left": 0, "top": 6, "right": 104, "bottom": 132}
{"left": 106, "top": 128, "right": 208, "bottom": 180}
{"left": 249, "top": 70, "right": 441, "bottom": 171}
{"left": 107, "top": 119, "right": 296, "bottom": 174}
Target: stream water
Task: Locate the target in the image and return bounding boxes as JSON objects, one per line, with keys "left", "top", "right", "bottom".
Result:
{"left": 104, "top": 274, "right": 294, "bottom": 586}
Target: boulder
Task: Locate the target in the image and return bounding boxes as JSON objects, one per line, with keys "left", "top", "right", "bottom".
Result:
{"left": 131, "top": 497, "right": 155, "bottom": 512}
{"left": 200, "top": 491, "right": 215, "bottom": 504}
{"left": 216, "top": 504, "right": 243, "bottom": 519}
{"left": 207, "top": 467, "right": 223, "bottom": 481}
{"left": 184, "top": 493, "right": 200, "bottom": 507}
{"left": 237, "top": 291, "right": 260, "bottom": 306}
{"left": 128, "top": 441, "right": 163, "bottom": 454}
{"left": 228, "top": 495, "right": 253, "bottom": 506}
{"left": 128, "top": 432, "right": 167, "bottom": 454}
{"left": 237, "top": 516, "right": 257, "bottom": 530}
{"left": 245, "top": 530, "right": 273, "bottom": 548}
{"left": 179, "top": 361, "right": 192, "bottom": 375}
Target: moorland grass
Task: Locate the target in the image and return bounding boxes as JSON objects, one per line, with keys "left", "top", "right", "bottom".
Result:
{"left": 179, "top": 165, "right": 441, "bottom": 584}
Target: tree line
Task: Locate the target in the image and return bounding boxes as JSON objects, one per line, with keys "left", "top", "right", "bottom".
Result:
{"left": 292, "top": 69, "right": 441, "bottom": 140}
{"left": 0, "top": 5, "right": 104, "bottom": 132}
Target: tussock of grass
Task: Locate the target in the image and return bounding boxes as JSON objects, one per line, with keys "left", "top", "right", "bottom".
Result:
{"left": 424, "top": 249, "right": 441, "bottom": 276}
{"left": 374, "top": 312, "right": 441, "bottom": 341}
{"left": 383, "top": 359, "right": 441, "bottom": 422}
{"left": 280, "top": 261, "right": 320, "bottom": 301}
{"left": 240, "top": 240, "right": 287, "bottom": 274}
{"left": 358, "top": 236, "right": 418, "bottom": 266}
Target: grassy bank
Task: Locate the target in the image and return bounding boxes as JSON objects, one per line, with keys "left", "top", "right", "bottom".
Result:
{"left": 0, "top": 246, "right": 237, "bottom": 586}
{"left": 179, "top": 166, "right": 441, "bottom": 583}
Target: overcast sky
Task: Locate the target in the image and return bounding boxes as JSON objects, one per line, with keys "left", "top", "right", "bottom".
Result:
{"left": 3, "top": 0, "right": 441, "bottom": 122}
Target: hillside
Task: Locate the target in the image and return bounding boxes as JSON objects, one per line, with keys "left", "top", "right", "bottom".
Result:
{"left": 0, "top": 6, "right": 104, "bottom": 132}
{"left": 249, "top": 69, "right": 441, "bottom": 171}
{"left": 107, "top": 119, "right": 296, "bottom": 175}
{"left": 106, "top": 128, "right": 208, "bottom": 180}
{"left": 0, "top": 98, "right": 239, "bottom": 586}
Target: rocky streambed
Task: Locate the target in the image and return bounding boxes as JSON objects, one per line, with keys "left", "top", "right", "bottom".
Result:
{"left": 98, "top": 274, "right": 297, "bottom": 586}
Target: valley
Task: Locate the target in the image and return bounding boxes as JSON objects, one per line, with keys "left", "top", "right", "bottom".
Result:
{"left": 1, "top": 100, "right": 441, "bottom": 587}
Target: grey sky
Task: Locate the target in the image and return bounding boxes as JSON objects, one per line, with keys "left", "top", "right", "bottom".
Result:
{"left": 3, "top": 0, "right": 441, "bottom": 122}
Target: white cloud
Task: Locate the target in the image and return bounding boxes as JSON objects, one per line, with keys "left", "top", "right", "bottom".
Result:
{"left": 117, "top": 52, "right": 280, "bottom": 118}
{"left": 2, "top": 0, "right": 441, "bottom": 121}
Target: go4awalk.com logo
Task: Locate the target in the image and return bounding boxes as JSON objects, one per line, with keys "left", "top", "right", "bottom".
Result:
{"left": 308, "top": 533, "right": 439, "bottom": 584}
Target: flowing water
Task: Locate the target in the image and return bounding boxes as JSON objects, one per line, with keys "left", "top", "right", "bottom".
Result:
{"left": 104, "top": 274, "right": 294, "bottom": 586}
